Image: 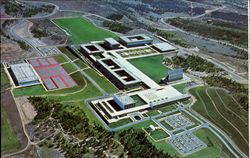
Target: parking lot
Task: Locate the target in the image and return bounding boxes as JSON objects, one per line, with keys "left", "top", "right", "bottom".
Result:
{"left": 168, "top": 133, "right": 207, "bottom": 156}
{"left": 39, "top": 46, "right": 62, "bottom": 56}
{"left": 164, "top": 113, "right": 195, "bottom": 129}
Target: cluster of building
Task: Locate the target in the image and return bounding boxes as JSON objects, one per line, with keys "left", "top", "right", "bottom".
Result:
{"left": 75, "top": 34, "right": 190, "bottom": 124}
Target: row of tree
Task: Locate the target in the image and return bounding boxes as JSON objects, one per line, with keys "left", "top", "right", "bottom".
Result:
{"left": 165, "top": 55, "right": 224, "bottom": 73}
{"left": 103, "top": 20, "right": 132, "bottom": 34}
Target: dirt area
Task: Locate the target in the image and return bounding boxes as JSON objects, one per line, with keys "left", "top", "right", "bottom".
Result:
{"left": 0, "top": 37, "right": 38, "bottom": 62}
{"left": 1, "top": 90, "right": 28, "bottom": 151}
{"left": 14, "top": 20, "right": 33, "bottom": 38}
{"left": 15, "top": 97, "right": 37, "bottom": 125}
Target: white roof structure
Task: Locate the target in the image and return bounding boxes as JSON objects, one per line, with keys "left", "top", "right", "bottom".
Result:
{"left": 104, "top": 38, "right": 120, "bottom": 45}
{"left": 114, "top": 93, "right": 135, "bottom": 105}
{"left": 10, "top": 63, "right": 39, "bottom": 83}
{"left": 137, "top": 86, "right": 182, "bottom": 103}
{"left": 153, "top": 42, "right": 177, "bottom": 52}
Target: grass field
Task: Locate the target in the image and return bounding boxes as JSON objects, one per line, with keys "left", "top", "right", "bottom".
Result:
{"left": 84, "top": 68, "right": 119, "bottom": 94}
{"left": 58, "top": 47, "right": 78, "bottom": 60}
{"left": 150, "top": 129, "right": 169, "bottom": 140}
{"left": 160, "top": 120, "right": 174, "bottom": 130}
{"left": 159, "top": 104, "right": 177, "bottom": 113}
{"left": 190, "top": 86, "right": 249, "bottom": 154}
{"left": 1, "top": 107, "right": 18, "bottom": 154}
{"left": 172, "top": 83, "right": 188, "bottom": 93}
{"left": 1, "top": 65, "right": 11, "bottom": 91}
{"left": 53, "top": 54, "right": 68, "bottom": 63}
{"left": 128, "top": 55, "right": 171, "bottom": 83}
{"left": 52, "top": 17, "right": 118, "bottom": 43}
{"left": 130, "top": 95, "right": 146, "bottom": 107}
{"left": 61, "top": 63, "right": 78, "bottom": 73}
{"left": 74, "top": 60, "right": 88, "bottom": 69}
{"left": 109, "top": 118, "right": 133, "bottom": 128}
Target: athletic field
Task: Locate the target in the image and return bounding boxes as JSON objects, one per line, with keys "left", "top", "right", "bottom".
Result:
{"left": 52, "top": 17, "right": 118, "bottom": 43}
{"left": 128, "top": 55, "right": 171, "bottom": 83}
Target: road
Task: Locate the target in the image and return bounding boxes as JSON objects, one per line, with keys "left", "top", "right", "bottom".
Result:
{"left": 1, "top": 0, "right": 59, "bottom": 20}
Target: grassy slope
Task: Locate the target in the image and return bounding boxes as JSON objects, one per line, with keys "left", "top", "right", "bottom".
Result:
{"left": 61, "top": 63, "right": 77, "bottom": 73}
{"left": 58, "top": 47, "right": 77, "bottom": 60}
{"left": 172, "top": 83, "right": 188, "bottom": 93}
{"left": 1, "top": 66, "right": 11, "bottom": 91}
{"left": 53, "top": 54, "right": 68, "bottom": 63}
{"left": 189, "top": 86, "right": 248, "bottom": 154}
{"left": 74, "top": 60, "right": 88, "bottom": 69}
{"left": 1, "top": 107, "right": 18, "bottom": 154}
{"left": 128, "top": 55, "right": 171, "bottom": 83}
{"left": 52, "top": 17, "right": 118, "bottom": 43}
{"left": 84, "top": 68, "right": 119, "bottom": 94}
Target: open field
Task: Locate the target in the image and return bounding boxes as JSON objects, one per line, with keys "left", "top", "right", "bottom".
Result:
{"left": 84, "top": 68, "right": 119, "bottom": 94}
{"left": 52, "top": 17, "right": 118, "bottom": 43}
{"left": 128, "top": 55, "right": 171, "bottom": 83}
{"left": 58, "top": 47, "right": 78, "bottom": 60}
{"left": 1, "top": 107, "right": 18, "bottom": 154}
{"left": 189, "top": 86, "right": 248, "bottom": 154}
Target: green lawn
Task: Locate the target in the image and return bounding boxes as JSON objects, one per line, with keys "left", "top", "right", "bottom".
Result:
{"left": 1, "top": 65, "right": 11, "bottom": 91}
{"left": 128, "top": 55, "right": 171, "bottom": 83}
{"left": 1, "top": 107, "right": 18, "bottom": 154}
{"left": 61, "top": 63, "right": 78, "bottom": 73}
{"left": 146, "top": 110, "right": 160, "bottom": 117}
{"left": 130, "top": 95, "right": 146, "bottom": 107}
{"left": 58, "top": 47, "right": 78, "bottom": 60}
{"left": 172, "top": 83, "right": 188, "bottom": 93}
{"left": 160, "top": 120, "right": 174, "bottom": 130}
{"left": 190, "top": 86, "right": 249, "bottom": 154}
{"left": 150, "top": 129, "right": 169, "bottom": 140}
{"left": 84, "top": 68, "right": 119, "bottom": 94}
{"left": 159, "top": 104, "right": 177, "bottom": 113}
{"left": 109, "top": 118, "right": 133, "bottom": 128}
{"left": 74, "top": 60, "right": 88, "bottom": 69}
{"left": 53, "top": 54, "right": 68, "bottom": 63}
{"left": 52, "top": 17, "right": 118, "bottom": 43}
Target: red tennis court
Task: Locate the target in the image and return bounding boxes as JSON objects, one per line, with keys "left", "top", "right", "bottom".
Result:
{"left": 28, "top": 57, "right": 77, "bottom": 90}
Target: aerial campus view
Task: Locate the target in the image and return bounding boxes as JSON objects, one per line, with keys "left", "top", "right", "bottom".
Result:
{"left": 0, "top": 0, "right": 248, "bottom": 158}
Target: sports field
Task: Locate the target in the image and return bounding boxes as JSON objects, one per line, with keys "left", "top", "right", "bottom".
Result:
{"left": 190, "top": 86, "right": 249, "bottom": 155}
{"left": 52, "top": 17, "right": 118, "bottom": 43}
{"left": 128, "top": 55, "right": 171, "bottom": 83}
{"left": 1, "top": 107, "right": 18, "bottom": 154}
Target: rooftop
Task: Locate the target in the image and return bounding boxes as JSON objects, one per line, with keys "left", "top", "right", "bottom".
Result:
{"left": 114, "top": 93, "right": 135, "bottom": 105}
{"left": 120, "top": 34, "right": 152, "bottom": 43}
{"left": 104, "top": 38, "right": 120, "bottom": 45}
{"left": 80, "top": 43, "right": 105, "bottom": 54}
{"left": 153, "top": 42, "right": 177, "bottom": 52}
{"left": 10, "top": 63, "right": 39, "bottom": 83}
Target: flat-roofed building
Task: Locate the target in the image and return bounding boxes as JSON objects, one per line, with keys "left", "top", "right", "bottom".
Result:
{"left": 104, "top": 38, "right": 120, "bottom": 49}
{"left": 119, "top": 34, "right": 153, "bottom": 47}
{"left": 90, "top": 86, "right": 191, "bottom": 123}
{"left": 163, "top": 68, "right": 183, "bottom": 82}
{"left": 10, "top": 63, "right": 40, "bottom": 86}
{"left": 80, "top": 43, "right": 105, "bottom": 55}
{"left": 152, "top": 42, "right": 177, "bottom": 52}
{"left": 114, "top": 93, "right": 135, "bottom": 109}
